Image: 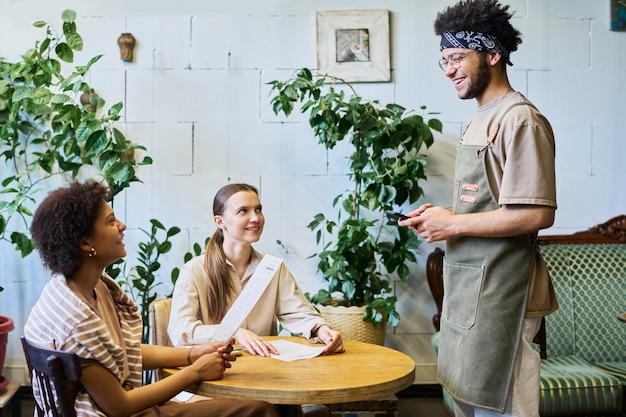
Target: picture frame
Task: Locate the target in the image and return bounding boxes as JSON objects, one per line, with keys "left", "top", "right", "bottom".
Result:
{"left": 316, "top": 9, "right": 390, "bottom": 83}
{"left": 611, "top": 0, "right": 626, "bottom": 31}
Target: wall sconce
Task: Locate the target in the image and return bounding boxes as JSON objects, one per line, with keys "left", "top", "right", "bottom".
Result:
{"left": 117, "top": 33, "right": 136, "bottom": 62}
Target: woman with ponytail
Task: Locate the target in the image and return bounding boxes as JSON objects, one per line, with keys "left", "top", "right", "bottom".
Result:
{"left": 168, "top": 183, "right": 343, "bottom": 357}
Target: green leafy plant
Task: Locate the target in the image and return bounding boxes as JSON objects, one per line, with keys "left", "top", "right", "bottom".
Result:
{"left": 0, "top": 11, "right": 171, "bottom": 371}
{"left": 269, "top": 68, "right": 442, "bottom": 327}
{"left": 170, "top": 236, "right": 210, "bottom": 293}
{"left": 0, "top": 9, "right": 151, "bottom": 258}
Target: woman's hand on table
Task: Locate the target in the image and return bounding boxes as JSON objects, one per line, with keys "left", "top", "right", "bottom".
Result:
{"left": 234, "top": 328, "right": 279, "bottom": 357}
{"left": 316, "top": 325, "right": 345, "bottom": 354}
{"left": 189, "top": 351, "right": 232, "bottom": 381}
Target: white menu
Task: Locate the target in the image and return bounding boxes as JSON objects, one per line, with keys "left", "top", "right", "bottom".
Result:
{"left": 209, "top": 254, "right": 283, "bottom": 343}
{"left": 268, "top": 340, "right": 326, "bottom": 362}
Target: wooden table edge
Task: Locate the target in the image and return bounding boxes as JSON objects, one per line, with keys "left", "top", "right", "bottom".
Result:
{"left": 162, "top": 366, "right": 415, "bottom": 404}
{"left": 161, "top": 337, "right": 416, "bottom": 404}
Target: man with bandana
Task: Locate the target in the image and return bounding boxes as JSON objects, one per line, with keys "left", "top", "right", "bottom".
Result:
{"left": 399, "top": 1, "right": 559, "bottom": 416}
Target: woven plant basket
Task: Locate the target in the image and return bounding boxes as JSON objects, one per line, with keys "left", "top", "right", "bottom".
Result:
{"left": 315, "top": 304, "right": 387, "bottom": 345}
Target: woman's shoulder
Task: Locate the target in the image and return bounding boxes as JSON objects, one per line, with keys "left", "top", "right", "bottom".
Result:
{"left": 25, "top": 275, "right": 97, "bottom": 347}
{"left": 183, "top": 254, "right": 206, "bottom": 269}
{"left": 177, "top": 254, "right": 208, "bottom": 284}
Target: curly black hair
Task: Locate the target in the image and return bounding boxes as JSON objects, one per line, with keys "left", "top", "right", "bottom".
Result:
{"left": 434, "top": 0, "right": 522, "bottom": 65}
{"left": 31, "top": 181, "right": 111, "bottom": 278}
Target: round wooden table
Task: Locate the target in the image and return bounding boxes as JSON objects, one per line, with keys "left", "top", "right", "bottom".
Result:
{"left": 162, "top": 336, "right": 415, "bottom": 405}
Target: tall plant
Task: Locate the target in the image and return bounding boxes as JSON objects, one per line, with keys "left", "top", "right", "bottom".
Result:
{"left": 269, "top": 68, "right": 442, "bottom": 326}
{"left": 0, "top": 11, "right": 175, "bottom": 363}
{"left": 0, "top": 9, "right": 151, "bottom": 260}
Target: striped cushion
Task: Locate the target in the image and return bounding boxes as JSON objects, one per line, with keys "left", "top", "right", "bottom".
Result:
{"left": 593, "top": 361, "right": 626, "bottom": 385}
{"left": 432, "top": 334, "right": 625, "bottom": 416}
{"left": 431, "top": 332, "right": 457, "bottom": 415}
{"left": 540, "top": 355, "right": 623, "bottom": 415}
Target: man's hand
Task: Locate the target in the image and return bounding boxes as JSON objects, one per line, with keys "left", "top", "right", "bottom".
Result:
{"left": 399, "top": 204, "right": 453, "bottom": 243}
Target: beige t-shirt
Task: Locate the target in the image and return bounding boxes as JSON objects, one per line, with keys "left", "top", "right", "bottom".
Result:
{"left": 462, "top": 92, "right": 558, "bottom": 316}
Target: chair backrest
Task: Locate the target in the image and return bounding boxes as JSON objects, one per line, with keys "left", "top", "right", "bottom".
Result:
{"left": 539, "top": 243, "right": 626, "bottom": 362}
{"left": 151, "top": 298, "right": 173, "bottom": 347}
{"left": 151, "top": 298, "right": 173, "bottom": 382}
{"left": 21, "top": 336, "right": 82, "bottom": 417}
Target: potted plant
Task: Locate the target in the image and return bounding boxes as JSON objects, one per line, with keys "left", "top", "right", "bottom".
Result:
{"left": 0, "top": 9, "right": 152, "bottom": 385}
{"left": 0, "top": 286, "right": 14, "bottom": 389}
{"left": 269, "top": 69, "right": 442, "bottom": 340}
{"left": 0, "top": 9, "right": 151, "bottom": 258}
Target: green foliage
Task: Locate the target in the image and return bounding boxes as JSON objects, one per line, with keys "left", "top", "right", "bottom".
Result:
{"left": 0, "top": 12, "right": 168, "bottom": 377}
{"left": 170, "top": 236, "right": 210, "bottom": 295}
{"left": 0, "top": 9, "right": 152, "bottom": 258}
{"left": 269, "top": 68, "right": 442, "bottom": 327}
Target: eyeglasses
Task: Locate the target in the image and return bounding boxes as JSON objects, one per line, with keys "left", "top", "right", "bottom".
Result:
{"left": 438, "top": 51, "right": 477, "bottom": 72}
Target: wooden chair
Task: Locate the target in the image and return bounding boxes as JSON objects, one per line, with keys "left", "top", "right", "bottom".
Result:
{"left": 21, "top": 336, "right": 81, "bottom": 417}
{"left": 151, "top": 298, "right": 173, "bottom": 348}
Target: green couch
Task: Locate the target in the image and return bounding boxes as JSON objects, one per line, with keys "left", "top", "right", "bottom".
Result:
{"left": 427, "top": 215, "right": 626, "bottom": 417}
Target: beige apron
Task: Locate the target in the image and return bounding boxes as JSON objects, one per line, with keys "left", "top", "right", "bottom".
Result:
{"left": 437, "top": 103, "right": 537, "bottom": 413}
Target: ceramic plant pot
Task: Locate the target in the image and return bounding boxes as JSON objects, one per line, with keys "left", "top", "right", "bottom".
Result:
{"left": 0, "top": 315, "right": 15, "bottom": 390}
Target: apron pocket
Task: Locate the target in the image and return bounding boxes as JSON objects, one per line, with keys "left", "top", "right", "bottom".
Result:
{"left": 442, "top": 260, "right": 485, "bottom": 330}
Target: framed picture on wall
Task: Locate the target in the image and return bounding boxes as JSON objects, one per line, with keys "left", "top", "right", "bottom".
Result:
{"left": 611, "top": 0, "right": 626, "bottom": 31}
{"left": 316, "top": 9, "right": 390, "bottom": 82}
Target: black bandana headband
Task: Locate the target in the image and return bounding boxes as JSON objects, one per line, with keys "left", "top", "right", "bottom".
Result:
{"left": 440, "top": 31, "right": 512, "bottom": 65}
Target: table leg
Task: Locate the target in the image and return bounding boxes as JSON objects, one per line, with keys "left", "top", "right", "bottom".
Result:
{"left": 273, "top": 404, "right": 299, "bottom": 417}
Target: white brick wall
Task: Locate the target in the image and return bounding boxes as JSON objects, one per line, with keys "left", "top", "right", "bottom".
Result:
{"left": 1, "top": 0, "right": 624, "bottom": 385}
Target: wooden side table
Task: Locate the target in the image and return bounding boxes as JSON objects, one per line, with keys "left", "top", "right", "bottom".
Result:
{"left": 0, "top": 381, "right": 20, "bottom": 417}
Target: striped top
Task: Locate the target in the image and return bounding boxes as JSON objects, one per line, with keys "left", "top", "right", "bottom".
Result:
{"left": 24, "top": 273, "right": 143, "bottom": 417}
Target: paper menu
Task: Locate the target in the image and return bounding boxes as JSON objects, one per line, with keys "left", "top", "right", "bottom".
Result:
{"left": 268, "top": 340, "right": 326, "bottom": 362}
{"left": 209, "top": 254, "right": 283, "bottom": 343}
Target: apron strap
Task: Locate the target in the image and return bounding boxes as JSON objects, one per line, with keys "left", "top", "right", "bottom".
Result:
{"left": 478, "top": 101, "right": 537, "bottom": 156}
